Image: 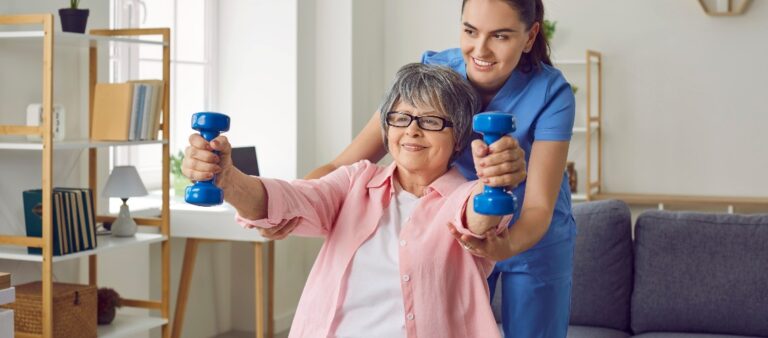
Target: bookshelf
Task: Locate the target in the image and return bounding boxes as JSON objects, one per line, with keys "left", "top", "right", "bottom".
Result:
{"left": 0, "top": 14, "right": 171, "bottom": 338}
{"left": 554, "top": 50, "right": 602, "bottom": 203}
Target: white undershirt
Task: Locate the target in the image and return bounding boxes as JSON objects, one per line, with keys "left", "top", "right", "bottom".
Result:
{"left": 334, "top": 180, "right": 419, "bottom": 338}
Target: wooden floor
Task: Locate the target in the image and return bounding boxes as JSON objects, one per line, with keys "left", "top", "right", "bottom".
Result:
{"left": 213, "top": 330, "right": 288, "bottom": 338}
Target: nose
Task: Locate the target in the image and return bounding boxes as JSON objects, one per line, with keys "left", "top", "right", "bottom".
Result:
{"left": 475, "top": 36, "right": 490, "bottom": 57}
{"left": 404, "top": 119, "right": 423, "bottom": 136}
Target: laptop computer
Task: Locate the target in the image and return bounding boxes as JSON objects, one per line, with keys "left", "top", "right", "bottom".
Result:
{"left": 231, "top": 146, "right": 260, "bottom": 176}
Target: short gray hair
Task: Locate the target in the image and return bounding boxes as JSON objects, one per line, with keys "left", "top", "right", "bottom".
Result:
{"left": 378, "top": 63, "right": 480, "bottom": 164}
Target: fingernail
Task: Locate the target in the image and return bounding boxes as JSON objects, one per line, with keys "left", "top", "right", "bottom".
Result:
{"left": 483, "top": 178, "right": 490, "bottom": 183}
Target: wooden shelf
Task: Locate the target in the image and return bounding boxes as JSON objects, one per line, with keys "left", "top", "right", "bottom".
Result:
{"left": 0, "top": 30, "right": 167, "bottom": 47}
{"left": 0, "top": 233, "right": 166, "bottom": 263}
{"left": 0, "top": 137, "right": 167, "bottom": 150}
{"left": 97, "top": 313, "right": 168, "bottom": 338}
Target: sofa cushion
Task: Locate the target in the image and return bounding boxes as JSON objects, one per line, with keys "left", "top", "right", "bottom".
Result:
{"left": 633, "top": 333, "right": 764, "bottom": 338}
{"left": 567, "top": 325, "right": 631, "bottom": 338}
{"left": 632, "top": 211, "right": 768, "bottom": 337}
{"left": 569, "top": 200, "right": 633, "bottom": 332}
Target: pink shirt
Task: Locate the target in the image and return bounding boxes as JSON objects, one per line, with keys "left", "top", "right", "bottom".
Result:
{"left": 236, "top": 160, "right": 508, "bottom": 338}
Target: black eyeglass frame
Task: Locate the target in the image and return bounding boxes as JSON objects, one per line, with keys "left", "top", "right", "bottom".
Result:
{"left": 385, "top": 112, "right": 454, "bottom": 131}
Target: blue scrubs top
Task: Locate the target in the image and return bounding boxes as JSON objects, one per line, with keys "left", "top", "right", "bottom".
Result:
{"left": 423, "top": 49, "right": 577, "bottom": 268}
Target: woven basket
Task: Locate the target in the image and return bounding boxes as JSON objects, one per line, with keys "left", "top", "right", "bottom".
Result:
{"left": 0, "top": 281, "right": 97, "bottom": 338}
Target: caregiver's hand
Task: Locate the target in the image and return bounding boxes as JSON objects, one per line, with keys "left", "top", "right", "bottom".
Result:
{"left": 472, "top": 136, "right": 526, "bottom": 188}
{"left": 182, "top": 134, "right": 235, "bottom": 189}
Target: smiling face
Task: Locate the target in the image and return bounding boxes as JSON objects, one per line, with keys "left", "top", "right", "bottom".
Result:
{"left": 460, "top": 0, "right": 539, "bottom": 94}
{"left": 387, "top": 101, "right": 456, "bottom": 179}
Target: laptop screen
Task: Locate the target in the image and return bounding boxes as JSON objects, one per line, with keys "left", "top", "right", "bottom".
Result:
{"left": 231, "top": 146, "right": 260, "bottom": 176}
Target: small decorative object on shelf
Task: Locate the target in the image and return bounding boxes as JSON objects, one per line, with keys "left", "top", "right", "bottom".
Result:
{"left": 26, "top": 103, "right": 65, "bottom": 141}
{"left": 97, "top": 288, "right": 122, "bottom": 325}
{"left": 58, "top": 0, "right": 89, "bottom": 33}
{"left": 566, "top": 161, "right": 577, "bottom": 194}
{"left": 698, "top": 0, "right": 752, "bottom": 16}
{"left": 103, "top": 166, "right": 148, "bottom": 237}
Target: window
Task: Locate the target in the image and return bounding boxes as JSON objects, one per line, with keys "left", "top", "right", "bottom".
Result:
{"left": 110, "top": 0, "right": 216, "bottom": 190}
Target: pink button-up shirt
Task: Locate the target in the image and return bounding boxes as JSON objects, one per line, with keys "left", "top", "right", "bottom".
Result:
{"left": 236, "top": 160, "right": 507, "bottom": 338}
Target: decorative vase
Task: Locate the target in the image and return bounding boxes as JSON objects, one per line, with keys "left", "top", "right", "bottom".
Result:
{"left": 58, "top": 8, "right": 89, "bottom": 33}
{"left": 566, "top": 161, "right": 577, "bottom": 194}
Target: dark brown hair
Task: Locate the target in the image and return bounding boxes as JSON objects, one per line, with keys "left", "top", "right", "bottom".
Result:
{"left": 462, "top": 0, "right": 552, "bottom": 73}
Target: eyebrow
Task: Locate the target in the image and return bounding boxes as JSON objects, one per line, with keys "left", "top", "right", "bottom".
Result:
{"left": 463, "top": 22, "right": 516, "bottom": 34}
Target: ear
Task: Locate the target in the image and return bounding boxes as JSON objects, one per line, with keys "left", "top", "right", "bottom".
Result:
{"left": 525, "top": 22, "right": 540, "bottom": 53}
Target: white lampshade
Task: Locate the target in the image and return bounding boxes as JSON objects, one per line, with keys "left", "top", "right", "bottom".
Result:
{"left": 102, "top": 166, "right": 148, "bottom": 198}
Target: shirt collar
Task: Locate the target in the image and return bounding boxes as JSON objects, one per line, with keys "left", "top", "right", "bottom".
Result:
{"left": 367, "top": 161, "right": 468, "bottom": 197}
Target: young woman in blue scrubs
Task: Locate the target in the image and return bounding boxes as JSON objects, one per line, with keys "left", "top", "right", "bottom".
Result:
{"left": 263, "top": 0, "right": 576, "bottom": 336}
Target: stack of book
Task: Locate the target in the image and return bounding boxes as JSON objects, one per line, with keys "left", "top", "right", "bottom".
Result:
{"left": 90, "top": 80, "right": 165, "bottom": 141}
{"left": 0, "top": 272, "right": 13, "bottom": 337}
{"left": 22, "top": 188, "right": 98, "bottom": 256}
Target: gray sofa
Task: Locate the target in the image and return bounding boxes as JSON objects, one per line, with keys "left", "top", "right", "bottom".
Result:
{"left": 493, "top": 200, "right": 768, "bottom": 338}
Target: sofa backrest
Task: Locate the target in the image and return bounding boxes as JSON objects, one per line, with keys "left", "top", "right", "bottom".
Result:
{"left": 569, "top": 199, "right": 634, "bottom": 332}
{"left": 631, "top": 210, "right": 768, "bottom": 337}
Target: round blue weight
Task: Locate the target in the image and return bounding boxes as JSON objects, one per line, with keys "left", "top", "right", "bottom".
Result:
{"left": 473, "top": 112, "right": 516, "bottom": 136}
{"left": 185, "top": 181, "right": 224, "bottom": 207}
{"left": 191, "top": 112, "right": 230, "bottom": 142}
{"left": 473, "top": 190, "right": 517, "bottom": 216}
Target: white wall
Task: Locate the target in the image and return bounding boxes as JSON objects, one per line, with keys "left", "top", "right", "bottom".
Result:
{"left": 381, "top": 0, "right": 768, "bottom": 199}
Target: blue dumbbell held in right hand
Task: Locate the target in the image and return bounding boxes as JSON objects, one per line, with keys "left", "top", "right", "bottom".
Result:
{"left": 185, "top": 112, "right": 231, "bottom": 207}
{"left": 473, "top": 112, "right": 518, "bottom": 216}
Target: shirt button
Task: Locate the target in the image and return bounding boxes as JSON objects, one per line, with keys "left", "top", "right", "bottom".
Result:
{"left": 402, "top": 275, "right": 410, "bottom": 282}
{"left": 399, "top": 240, "right": 407, "bottom": 247}
{"left": 407, "top": 313, "right": 414, "bottom": 320}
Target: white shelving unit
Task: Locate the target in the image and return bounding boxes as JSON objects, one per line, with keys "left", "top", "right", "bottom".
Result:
{"left": 0, "top": 233, "right": 166, "bottom": 263}
{"left": 554, "top": 51, "right": 603, "bottom": 202}
{"left": 0, "top": 14, "right": 171, "bottom": 338}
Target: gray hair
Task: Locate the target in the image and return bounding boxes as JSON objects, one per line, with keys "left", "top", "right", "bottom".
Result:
{"left": 378, "top": 63, "right": 480, "bottom": 164}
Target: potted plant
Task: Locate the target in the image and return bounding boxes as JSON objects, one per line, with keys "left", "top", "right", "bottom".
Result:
{"left": 59, "top": 0, "right": 89, "bottom": 34}
{"left": 171, "top": 150, "right": 190, "bottom": 197}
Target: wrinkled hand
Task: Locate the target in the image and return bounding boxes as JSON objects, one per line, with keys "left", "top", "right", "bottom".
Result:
{"left": 472, "top": 136, "right": 526, "bottom": 189}
{"left": 259, "top": 218, "right": 300, "bottom": 240}
{"left": 448, "top": 224, "right": 514, "bottom": 261}
{"left": 182, "top": 134, "right": 233, "bottom": 185}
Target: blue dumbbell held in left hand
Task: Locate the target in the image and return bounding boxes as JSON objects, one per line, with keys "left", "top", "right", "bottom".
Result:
{"left": 185, "top": 112, "right": 231, "bottom": 207}
{"left": 473, "top": 112, "right": 518, "bottom": 216}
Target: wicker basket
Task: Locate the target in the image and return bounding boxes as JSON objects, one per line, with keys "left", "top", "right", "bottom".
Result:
{"left": 0, "top": 281, "right": 97, "bottom": 338}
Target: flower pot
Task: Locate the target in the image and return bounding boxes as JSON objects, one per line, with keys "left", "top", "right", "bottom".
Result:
{"left": 59, "top": 8, "right": 89, "bottom": 33}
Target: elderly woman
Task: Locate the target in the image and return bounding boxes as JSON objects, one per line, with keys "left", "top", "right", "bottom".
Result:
{"left": 182, "top": 63, "right": 519, "bottom": 338}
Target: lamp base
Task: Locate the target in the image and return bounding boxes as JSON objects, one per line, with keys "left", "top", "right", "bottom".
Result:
{"left": 112, "top": 203, "right": 137, "bottom": 237}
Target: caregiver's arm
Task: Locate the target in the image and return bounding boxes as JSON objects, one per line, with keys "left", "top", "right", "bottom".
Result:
{"left": 456, "top": 140, "right": 569, "bottom": 260}
{"left": 305, "top": 112, "right": 387, "bottom": 179}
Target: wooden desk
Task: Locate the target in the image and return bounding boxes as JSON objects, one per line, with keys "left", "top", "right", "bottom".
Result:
{"left": 168, "top": 202, "right": 274, "bottom": 338}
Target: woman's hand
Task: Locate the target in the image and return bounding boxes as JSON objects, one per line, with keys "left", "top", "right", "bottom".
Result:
{"left": 448, "top": 224, "right": 515, "bottom": 261}
{"left": 259, "top": 218, "right": 300, "bottom": 240}
{"left": 182, "top": 134, "right": 235, "bottom": 189}
{"left": 472, "top": 136, "right": 526, "bottom": 188}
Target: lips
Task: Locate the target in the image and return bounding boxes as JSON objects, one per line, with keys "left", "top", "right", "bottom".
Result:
{"left": 472, "top": 57, "right": 496, "bottom": 71}
{"left": 401, "top": 143, "right": 427, "bottom": 151}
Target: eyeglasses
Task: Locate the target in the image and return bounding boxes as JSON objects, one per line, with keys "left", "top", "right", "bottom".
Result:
{"left": 386, "top": 112, "right": 454, "bottom": 131}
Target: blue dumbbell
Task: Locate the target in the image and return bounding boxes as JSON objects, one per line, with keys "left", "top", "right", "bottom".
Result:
{"left": 185, "top": 112, "right": 231, "bottom": 207}
{"left": 473, "top": 112, "right": 518, "bottom": 215}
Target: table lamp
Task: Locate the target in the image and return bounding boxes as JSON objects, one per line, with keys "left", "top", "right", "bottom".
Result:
{"left": 103, "top": 165, "right": 148, "bottom": 237}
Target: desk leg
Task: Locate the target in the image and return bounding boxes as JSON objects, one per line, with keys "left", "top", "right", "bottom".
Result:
{"left": 255, "top": 242, "right": 264, "bottom": 338}
{"left": 171, "top": 238, "right": 199, "bottom": 338}
{"left": 268, "top": 241, "right": 274, "bottom": 337}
